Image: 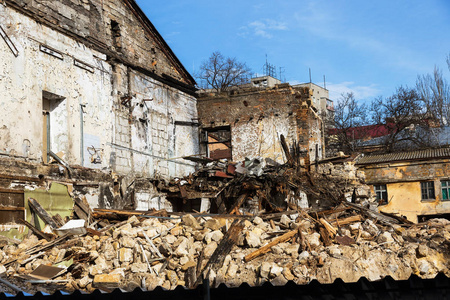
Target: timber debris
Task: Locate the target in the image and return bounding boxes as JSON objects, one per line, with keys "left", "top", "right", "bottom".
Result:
{"left": 0, "top": 139, "right": 448, "bottom": 294}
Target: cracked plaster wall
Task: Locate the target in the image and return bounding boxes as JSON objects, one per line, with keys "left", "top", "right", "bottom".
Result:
{"left": 0, "top": 5, "right": 113, "bottom": 168}
{"left": 197, "top": 86, "right": 324, "bottom": 164}
{"left": 0, "top": 1, "right": 198, "bottom": 180}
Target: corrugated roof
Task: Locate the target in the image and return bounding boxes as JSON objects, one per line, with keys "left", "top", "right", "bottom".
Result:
{"left": 356, "top": 147, "right": 450, "bottom": 165}
{"left": 1, "top": 274, "right": 450, "bottom": 300}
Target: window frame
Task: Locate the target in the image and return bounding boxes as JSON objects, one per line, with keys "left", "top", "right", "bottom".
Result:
{"left": 442, "top": 180, "right": 450, "bottom": 201}
{"left": 421, "top": 181, "right": 435, "bottom": 201}
{"left": 374, "top": 184, "right": 388, "bottom": 204}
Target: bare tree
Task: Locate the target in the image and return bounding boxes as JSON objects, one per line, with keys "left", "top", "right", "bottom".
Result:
{"left": 370, "top": 86, "right": 436, "bottom": 152}
{"left": 196, "top": 51, "right": 251, "bottom": 92}
{"left": 329, "top": 92, "right": 368, "bottom": 153}
{"left": 416, "top": 66, "right": 450, "bottom": 125}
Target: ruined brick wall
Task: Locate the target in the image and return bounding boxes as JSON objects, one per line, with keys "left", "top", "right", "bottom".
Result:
{"left": 4, "top": 0, "right": 191, "bottom": 84}
{"left": 0, "top": 1, "right": 198, "bottom": 179}
{"left": 197, "top": 85, "right": 324, "bottom": 163}
{"left": 359, "top": 159, "right": 450, "bottom": 223}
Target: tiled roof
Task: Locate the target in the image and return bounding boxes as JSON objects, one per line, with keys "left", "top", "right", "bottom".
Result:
{"left": 356, "top": 147, "right": 450, "bottom": 165}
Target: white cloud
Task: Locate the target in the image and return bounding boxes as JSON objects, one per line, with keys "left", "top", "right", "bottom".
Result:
{"left": 242, "top": 19, "right": 288, "bottom": 39}
{"left": 326, "top": 81, "right": 381, "bottom": 102}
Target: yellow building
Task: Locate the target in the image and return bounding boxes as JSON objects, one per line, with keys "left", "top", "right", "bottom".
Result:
{"left": 356, "top": 147, "right": 450, "bottom": 223}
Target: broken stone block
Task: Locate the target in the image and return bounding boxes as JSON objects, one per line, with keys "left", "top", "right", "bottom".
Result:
{"left": 280, "top": 215, "right": 291, "bottom": 227}
{"left": 253, "top": 217, "right": 263, "bottom": 225}
{"left": 104, "top": 248, "right": 116, "bottom": 261}
{"left": 378, "top": 232, "right": 394, "bottom": 244}
{"left": 130, "top": 263, "right": 148, "bottom": 273}
{"left": 165, "top": 234, "right": 177, "bottom": 244}
{"left": 270, "top": 274, "right": 288, "bottom": 286}
{"left": 271, "top": 245, "right": 284, "bottom": 255}
{"left": 204, "top": 219, "right": 221, "bottom": 231}
{"left": 298, "top": 251, "right": 310, "bottom": 264}
{"left": 119, "top": 248, "right": 134, "bottom": 262}
{"left": 181, "top": 260, "right": 196, "bottom": 271}
{"left": 146, "top": 228, "right": 159, "bottom": 238}
{"left": 119, "top": 223, "right": 138, "bottom": 237}
{"left": 284, "top": 244, "right": 299, "bottom": 256}
{"left": 93, "top": 274, "right": 121, "bottom": 288}
{"left": 363, "top": 220, "right": 379, "bottom": 236}
{"left": 207, "top": 230, "right": 224, "bottom": 243}
{"left": 179, "top": 256, "right": 189, "bottom": 266}
{"left": 245, "top": 227, "right": 264, "bottom": 248}
{"left": 181, "top": 214, "right": 202, "bottom": 229}
{"left": 418, "top": 259, "right": 431, "bottom": 275}
{"left": 270, "top": 265, "right": 283, "bottom": 278}
{"left": 166, "top": 270, "right": 178, "bottom": 286}
{"left": 170, "top": 226, "right": 183, "bottom": 236}
{"left": 204, "top": 241, "right": 218, "bottom": 257}
{"left": 161, "top": 280, "right": 171, "bottom": 290}
{"left": 327, "top": 246, "right": 342, "bottom": 256}
{"left": 78, "top": 276, "right": 91, "bottom": 289}
{"left": 259, "top": 262, "right": 272, "bottom": 279}
{"left": 305, "top": 232, "right": 321, "bottom": 248}
{"left": 174, "top": 239, "right": 189, "bottom": 257}
{"left": 417, "top": 244, "right": 428, "bottom": 258}
{"left": 227, "top": 262, "right": 239, "bottom": 277}
{"left": 282, "top": 267, "right": 295, "bottom": 281}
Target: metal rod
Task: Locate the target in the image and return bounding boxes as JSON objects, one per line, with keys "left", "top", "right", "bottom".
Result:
{"left": 0, "top": 276, "right": 23, "bottom": 293}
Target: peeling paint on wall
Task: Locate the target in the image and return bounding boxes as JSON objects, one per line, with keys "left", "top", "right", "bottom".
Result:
{"left": 197, "top": 85, "right": 324, "bottom": 164}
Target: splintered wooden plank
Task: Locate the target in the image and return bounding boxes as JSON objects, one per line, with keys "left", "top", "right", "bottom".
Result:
{"left": 330, "top": 215, "right": 362, "bottom": 226}
{"left": 244, "top": 229, "right": 298, "bottom": 262}
{"left": 227, "top": 193, "right": 247, "bottom": 214}
{"left": 28, "top": 198, "right": 59, "bottom": 229}
{"left": 194, "top": 219, "right": 244, "bottom": 287}
{"left": 19, "top": 219, "right": 54, "bottom": 242}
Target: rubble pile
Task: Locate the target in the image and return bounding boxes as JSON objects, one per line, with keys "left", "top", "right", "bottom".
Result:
{"left": 1, "top": 207, "right": 450, "bottom": 294}
{"left": 156, "top": 152, "right": 370, "bottom": 215}
{"left": 0, "top": 139, "right": 448, "bottom": 294}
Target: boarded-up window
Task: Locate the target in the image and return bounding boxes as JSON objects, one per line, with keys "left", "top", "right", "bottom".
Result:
{"left": 0, "top": 189, "right": 24, "bottom": 224}
{"left": 201, "top": 126, "right": 232, "bottom": 160}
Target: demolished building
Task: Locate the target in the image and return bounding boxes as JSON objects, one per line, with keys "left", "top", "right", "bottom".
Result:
{"left": 196, "top": 78, "right": 326, "bottom": 164}
{"left": 0, "top": 0, "right": 199, "bottom": 214}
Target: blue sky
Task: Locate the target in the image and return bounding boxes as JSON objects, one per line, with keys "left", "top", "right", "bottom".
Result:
{"left": 136, "top": 0, "right": 450, "bottom": 103}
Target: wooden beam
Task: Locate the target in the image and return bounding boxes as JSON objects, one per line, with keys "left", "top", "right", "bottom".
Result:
{"left": 28, "top": 197, "right": 59, "bottom": 229}
{"left": 244, "top": 229, "right": 298, "bottom": 262}
{"left": 194, "top": 219, "right": 244, "bottom": 287}
{"left": 319, "top": 218, "right": 337, "bottom": 237}
{"left": 19, "top": 219, "right": 54, "bottom": 242}
{"left": 330, "top": 215, "right": 362, "bottom": 226}
{"left": 227, "top": 194, "right": 247, "bottom": 215}
{"left": 0, "top": 206, "right": 25, "bottom": 211}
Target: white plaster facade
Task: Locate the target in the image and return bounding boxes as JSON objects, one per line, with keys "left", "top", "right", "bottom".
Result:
{"left": 0, "top": 2, "right": 198, "bottom": 180}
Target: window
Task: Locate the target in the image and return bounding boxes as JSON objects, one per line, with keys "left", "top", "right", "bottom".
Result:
{"left": 442, "top": 181, "right": 450, "bottom": 201}
{"left": 421, "top": 182, "right": 435, "bottom": 200}
{"left": 374, "top": 185, "right": 388, "bottom": 204}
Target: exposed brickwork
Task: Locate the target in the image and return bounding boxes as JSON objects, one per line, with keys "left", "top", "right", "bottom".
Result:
{"left": 197, "top": 85, "right": 324, "bottom": 163}
{"left": 5, "top": 0, "right": 194, "bottom": 87}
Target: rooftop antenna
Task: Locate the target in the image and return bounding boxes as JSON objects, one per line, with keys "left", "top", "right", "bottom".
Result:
{"left": 309, "top": 68, "right": 312, "bottom": 83}
{"left": 263, "top": 54, "right": 277, "bottom": 78}
{"left": 323, "top": 75, "right": 326, "bottom": 89}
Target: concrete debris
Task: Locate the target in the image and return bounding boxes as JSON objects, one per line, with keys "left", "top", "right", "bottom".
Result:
{"left": 0, "top": 138, "right": 445, "bottom": 294}
{"left": 0, "top": 207, "right": 449, "bottom": 294}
